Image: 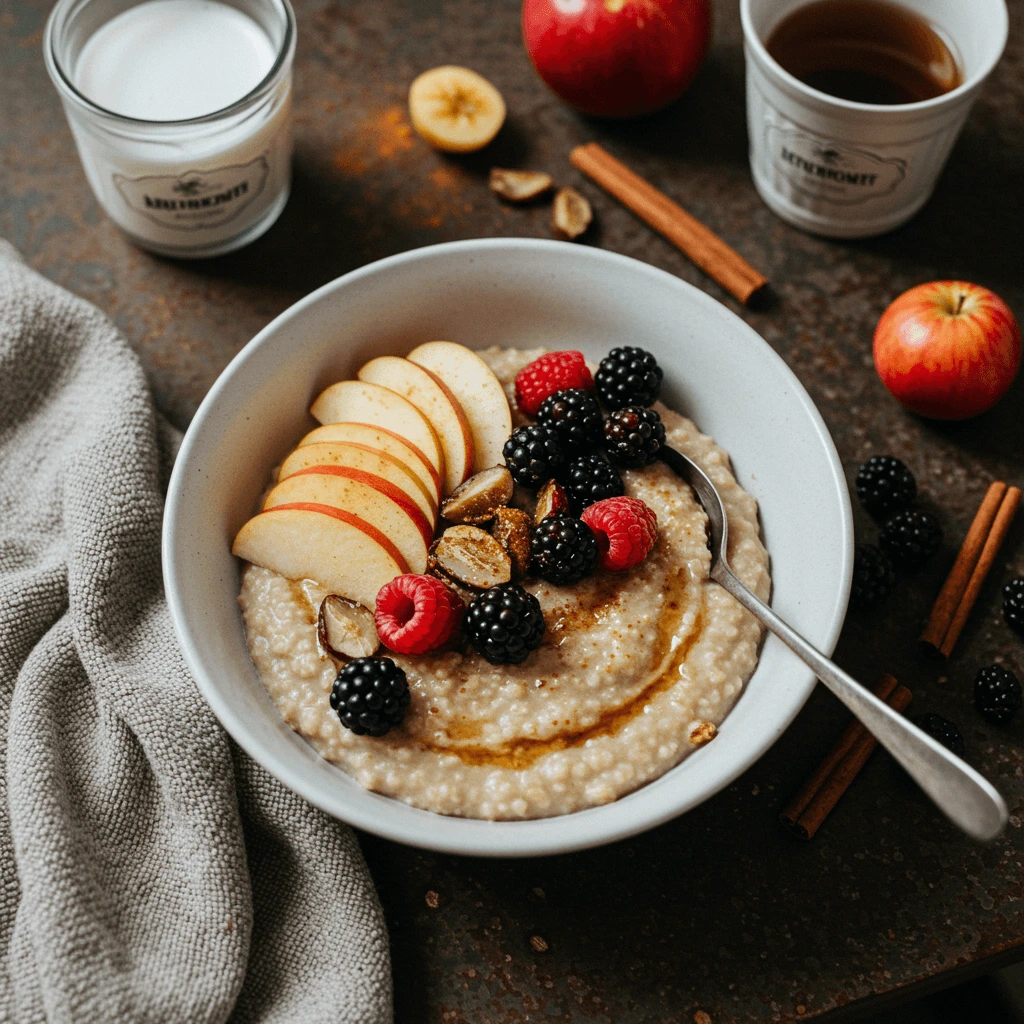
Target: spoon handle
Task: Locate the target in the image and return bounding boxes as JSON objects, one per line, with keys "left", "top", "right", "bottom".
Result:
{"left": 712, "top": 562, "right": 1008, "bottom": 842}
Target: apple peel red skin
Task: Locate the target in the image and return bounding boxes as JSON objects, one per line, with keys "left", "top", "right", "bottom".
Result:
{"left": 522, "top": 0, "right": 711, "bottom": 119}
{"left": 873, "top": 281, "right": 1021, "bottom": 421}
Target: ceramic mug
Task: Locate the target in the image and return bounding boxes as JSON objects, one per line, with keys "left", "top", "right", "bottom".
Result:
{"left": 740, "top": 0, "right": 1009, "bottom": 238}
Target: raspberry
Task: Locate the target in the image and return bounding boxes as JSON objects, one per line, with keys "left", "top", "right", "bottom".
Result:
{"left": 514, "top": 351, "right": 594, "bottom": 417}
{"left": 581, "top": 496, "right": 658, "bottom": 571}
{"left": 374, "top": 574, "right": 463, "bottom": 655}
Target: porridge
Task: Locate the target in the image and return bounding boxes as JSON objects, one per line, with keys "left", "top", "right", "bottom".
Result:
{"left": 235, "top": 345, "right": 770, "bottom": 820}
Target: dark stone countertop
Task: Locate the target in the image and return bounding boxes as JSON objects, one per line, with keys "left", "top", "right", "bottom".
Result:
{"left": 3, "top": 0, "right": 1023, "bottom": 1020}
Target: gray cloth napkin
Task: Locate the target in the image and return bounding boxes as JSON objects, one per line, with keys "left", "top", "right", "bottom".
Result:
{"left": 0, "top": 242, "right": 392, "bottom": 1024}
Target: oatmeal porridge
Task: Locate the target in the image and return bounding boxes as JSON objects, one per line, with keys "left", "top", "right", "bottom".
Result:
{"left": 237, "top": 346, "right": 770, "bottom": 820}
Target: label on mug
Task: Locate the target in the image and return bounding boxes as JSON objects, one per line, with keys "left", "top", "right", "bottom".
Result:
{"left": 765, "top": 125, "right": 907, "bottom": 206}
{"left": 112, "top": 154, "right": 270, "bottom": 231}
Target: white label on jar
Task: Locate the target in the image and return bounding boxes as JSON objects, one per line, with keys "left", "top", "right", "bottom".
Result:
{"left": 765, "top": 125, "right": 908, "bottom": 206}
{"left": 112, "top": 154, "right": 269, "bottom": 231}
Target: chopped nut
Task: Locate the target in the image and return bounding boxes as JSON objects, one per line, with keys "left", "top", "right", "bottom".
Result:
{"left": 534, "top": 479, "right": 570, "bottom": 524}
{"left": 317, "top": 595, "right": 379, "bottom": 659}
{"left": 693, "top": 1013, "right": 713, "bottom": 1024}
{"left": 425, "top": 890, "right": 440, "bottom": 909}
{"left": 551, "top": 187, "right": 592, "bottom": 240}
{"left": 429, "top": 569, "right": 477, "bottom": 608}
{"left": 492, "top": 507, "right": 532, "bottom": 579}
{"left": 529, "top": 934, "right": 549, "bottom": 952}
{"left": 489, "top": 167, "right": 554, "bottom": 202}
{"left": 689, "top": 721, "right": 717, "bottom": 746}
{"left": 431, "top": 525, "right": 512, "bottom": 589}
{"left": 441, "top": 466, "right": 514, "bottom": 524}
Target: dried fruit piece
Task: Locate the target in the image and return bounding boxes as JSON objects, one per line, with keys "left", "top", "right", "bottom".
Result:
{"left": 318, "top": 595, "right": 380, "bottom": 660}
{"left": 551, "top": 187, "right": 592, "bottom": 240}
{"left": 430, "top": 524, "right": 512, "bottom": 589}
{"left": 489, "top": 167, "right": 554, "bottom": 202}
{"left": 430, "top": 570, "right": 477, "bottom": 608}
{"left": 408, "top": 65, "right": 506, "bottom": 153}
{"left": 491, "top": 507, "right": 532, "bottom": 579}
{"left": 534, "top": 479, "right": 570, "bottom": 524}
{"left": 440, "top": 466, "right": 514, "bottom": 524}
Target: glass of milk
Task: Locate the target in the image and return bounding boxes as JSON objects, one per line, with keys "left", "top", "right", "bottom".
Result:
{"left": 45, "top": 0, "right": 296, "bottom": 257}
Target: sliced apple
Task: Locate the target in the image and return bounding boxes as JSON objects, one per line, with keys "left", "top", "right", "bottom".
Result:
{"left": 296, "top": 422, "right": 440, "bottom": 511}
{"left": 232, "top": 505, "right": 406, "bottom": 609}
{"left": 280, "top": 441, "right": 437, "bottom": 526}
{"left": 309, "top": 380, "right": 444, "bottom": 486}
{"left": 357, "top": 356, "right": 474, "bottom": 495}
{"left": 264, "top": 470, "right": 430, "bottom": 573}
{"left": 407, "top": 341, "right": 512, "bottom": 471}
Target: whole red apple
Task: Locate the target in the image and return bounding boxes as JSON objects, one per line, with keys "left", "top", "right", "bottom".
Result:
{"left": 874, "top": 281, "right": 1021, "bottom": 420}
{"left": 522, "top": 0, "right": 711, "bottom": 119}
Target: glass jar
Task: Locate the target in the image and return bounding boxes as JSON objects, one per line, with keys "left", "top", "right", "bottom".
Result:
{"left": 44, "top": 0, "right": 296, "bottom": 258}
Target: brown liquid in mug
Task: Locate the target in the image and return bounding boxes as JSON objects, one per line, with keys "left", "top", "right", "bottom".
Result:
{"left": 766, "top": 0, "right": 963, "bottom": 105}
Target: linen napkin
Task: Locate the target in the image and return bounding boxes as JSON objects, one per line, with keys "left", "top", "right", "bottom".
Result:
{"left": 0, "top": 241, "right": 392, "bottom": 1024}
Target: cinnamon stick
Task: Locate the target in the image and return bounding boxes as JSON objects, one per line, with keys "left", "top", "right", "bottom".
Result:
{"left": 569, "top": 142, "right": 768, "bottom": 305}
{"left": 937, "top": 485, "right": 1021, "bottom": 658}
{"left": 920, "top": 481, "right": 1007, "bottom": 656}
{"left": 781, "top": 674, "right": 913, "bottom": 841}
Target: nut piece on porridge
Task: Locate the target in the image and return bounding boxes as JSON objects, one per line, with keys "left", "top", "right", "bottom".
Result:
{"left": 440, "top": 466, "right": 514, "bottom": 524}
{"left": 318, "top": 595, "right": 380, "bottom": 660}
{"left": 491, "top": 507, "right": 532, "bottom": 579}
{"left": 430, "top": 525, "right": 512, "bottom": 590}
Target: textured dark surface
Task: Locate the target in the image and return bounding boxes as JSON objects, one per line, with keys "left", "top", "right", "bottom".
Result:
{"left": 3, "top": 0, "right": 1024, "bottom": 1020}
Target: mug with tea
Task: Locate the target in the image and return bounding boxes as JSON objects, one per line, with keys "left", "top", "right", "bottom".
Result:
{"left": 740, "top": 0, "right": 1008, "bottom": 237}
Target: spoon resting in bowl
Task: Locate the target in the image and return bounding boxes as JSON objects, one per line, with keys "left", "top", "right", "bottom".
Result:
{"left": 660, "top": 444, "right": 1008, "bottom": 843}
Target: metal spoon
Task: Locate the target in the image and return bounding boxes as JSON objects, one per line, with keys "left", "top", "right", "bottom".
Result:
{"left": 660, "top": 444, "right": 1008, "bottom": 843}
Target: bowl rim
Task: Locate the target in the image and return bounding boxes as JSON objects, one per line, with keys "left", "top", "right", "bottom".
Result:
{"left": 163, "top": 237, "right": 853, "bottom": 857}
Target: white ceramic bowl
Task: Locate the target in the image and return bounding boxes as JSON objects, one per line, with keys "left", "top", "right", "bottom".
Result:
{"left": 164, "top": 238, "right": 853, "bottom": 857}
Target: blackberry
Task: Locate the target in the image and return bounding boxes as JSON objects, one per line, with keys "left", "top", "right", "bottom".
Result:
{"left": 850, "top": 544, "right": 896, "bottom": 610}
{"left": 562, "top": 452, "right": 624, "bottom": 513}
{"left": 1004, "top": 578, "right": 1024, "bottom": 637}
{"left": 464, "top": 583, "right": 545, "bottom": 664}
{"left": 536, "top": 388, "right": 604, "bottom": 452}
{"left": 880, "top": 509, "right": 942, "bottom": 568}
{"left": 503, "top": 424, "right": 565, "bottom": 489}
{"left": 595, "top": 346, "right": 663, "bottom": 409}
{"left": 531, "top": 514, "right": 600, "bottom": 585}
{"left": 330, "top": 657, "right": 410, "bottom": 737}
{"left": 974, "top": 665, "right": 1022, "bottom": 724}
{"left": 602, "top": 406, "right": 665, "bottom": 468}
{"left": 855, "top": 455, "right": 917, "bottom": 519}
{"left": 911, "top": 713, "right": 965, "bottom": 758}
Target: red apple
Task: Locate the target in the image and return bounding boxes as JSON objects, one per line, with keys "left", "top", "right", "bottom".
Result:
{"left": 874, "top": 281, "right": 1021, "bottom": 421}
{"left": 522, "top": 0, "right": 711, "bottom": 119}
